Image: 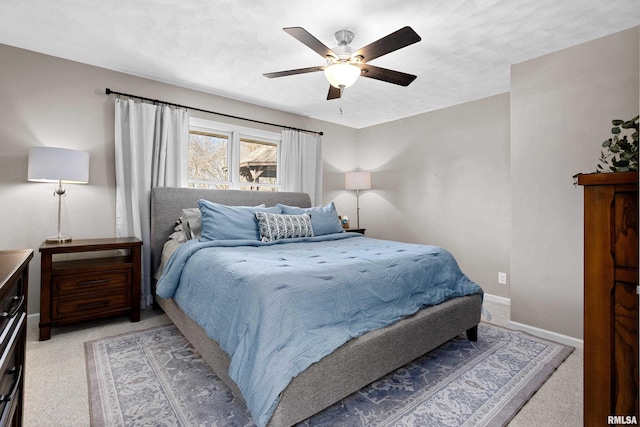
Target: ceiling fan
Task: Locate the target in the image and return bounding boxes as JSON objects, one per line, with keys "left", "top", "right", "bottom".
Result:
{"left": 264, "top": 26, "right": 421, "bottom": 100}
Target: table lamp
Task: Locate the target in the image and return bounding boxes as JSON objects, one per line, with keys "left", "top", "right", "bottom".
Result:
{"left": 28, "top": 147, "right": 89, "bottom": 243}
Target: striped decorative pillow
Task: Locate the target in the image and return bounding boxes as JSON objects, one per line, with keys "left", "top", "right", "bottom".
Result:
{"left": 254, "top": 212, "right": 314, "bottom": 242}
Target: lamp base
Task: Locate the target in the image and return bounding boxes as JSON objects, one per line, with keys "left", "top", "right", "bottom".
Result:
{"left": 45, "top": 236, "right": 72, "bottom": 244}
{"left": 44, "top": 184, "right": 72, "bottom": 244}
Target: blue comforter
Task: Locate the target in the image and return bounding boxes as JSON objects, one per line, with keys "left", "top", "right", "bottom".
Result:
{"left": 156, "top": 233, "right": 482, "bottom": 426}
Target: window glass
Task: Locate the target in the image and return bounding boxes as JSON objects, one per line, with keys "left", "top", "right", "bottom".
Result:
{"left": 188, "top": 132, "right": 229, "bottom": 189}
{"left": 188, "top": 118, "right": 280, "bottom": 191}
{"left": 239, "top": 139, "right": 278, "bottom": 191}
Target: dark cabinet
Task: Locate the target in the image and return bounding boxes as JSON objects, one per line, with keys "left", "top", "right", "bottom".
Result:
{"left": 578, "top": 172, "right": 638, "bottom": 425}
{"left": 0, "top": 250, "right": 32, "bottom": 427}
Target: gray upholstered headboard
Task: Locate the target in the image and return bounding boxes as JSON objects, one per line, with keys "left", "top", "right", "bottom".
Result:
{"left": 150, "top": 187, "right": 312, "bottom": 286}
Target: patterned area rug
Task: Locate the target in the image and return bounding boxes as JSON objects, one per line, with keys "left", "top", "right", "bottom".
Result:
{"left": 85, "top": 323, "right": 572, "bottom": 427}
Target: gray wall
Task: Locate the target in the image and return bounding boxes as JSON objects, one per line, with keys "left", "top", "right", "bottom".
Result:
{"left": 355, "top": 94, "right": 511, "bottom": 299}
{"left": 510, "top": 27, "right": 639, "bottom": 339}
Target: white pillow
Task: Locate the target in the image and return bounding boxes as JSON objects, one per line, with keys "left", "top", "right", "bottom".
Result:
{"left": 180, "top": 208, "right": 201, "bottom": 240}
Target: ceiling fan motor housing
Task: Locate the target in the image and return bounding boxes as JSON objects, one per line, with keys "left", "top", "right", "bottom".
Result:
{"left": 334, "top": 30, "right": 354, "bottom": 46}
{"left": 330, "top": 30, "right": 356, "bottom": 62}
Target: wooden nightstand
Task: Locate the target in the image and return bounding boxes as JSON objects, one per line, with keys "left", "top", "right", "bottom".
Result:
{"left": 38, "top": 237, "right": 142, "bottom": 341}
{"left": 345, "top": 228, "right": 366, "bottom": 235}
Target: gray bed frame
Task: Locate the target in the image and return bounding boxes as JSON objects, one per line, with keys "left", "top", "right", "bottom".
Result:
{"left": 150, "top": 187, "right": 482, "bottom": 427}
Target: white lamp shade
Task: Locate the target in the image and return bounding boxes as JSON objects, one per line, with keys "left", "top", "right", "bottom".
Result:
{"left": 324, "top": 63, "right": 361, "bottom": 88}
{"left": 345, "top": 171, "right": 371, "bottom": 190}
{"left": 28, "top": 147, "right": 89, "bottom": 184}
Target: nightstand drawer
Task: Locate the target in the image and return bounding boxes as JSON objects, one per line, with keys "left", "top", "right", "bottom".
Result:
{"left": 52, "top": 270, "right": 131, "bottom": 296}
{"left": 52, "top": 290, "right": 131, "bottom": 319}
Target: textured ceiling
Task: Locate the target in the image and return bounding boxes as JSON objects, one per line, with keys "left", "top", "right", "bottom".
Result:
{"left": 0, "top": 1, "right": 638, "bottom": 129}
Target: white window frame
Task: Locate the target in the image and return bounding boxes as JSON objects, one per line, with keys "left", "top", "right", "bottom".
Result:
{"left": 188, "top": 117, "right": 281, "bottom": 190}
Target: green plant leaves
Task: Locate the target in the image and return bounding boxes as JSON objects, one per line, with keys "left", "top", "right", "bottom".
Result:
{"left": 597, "top": 115, "right": 638, "bottom": 174}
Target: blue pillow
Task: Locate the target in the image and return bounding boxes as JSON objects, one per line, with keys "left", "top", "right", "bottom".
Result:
{"left": 277, "top": 202, "right": 344, "bottom": 236}
{"left": 198, "top": 199, "right": 282, "bottom": 241}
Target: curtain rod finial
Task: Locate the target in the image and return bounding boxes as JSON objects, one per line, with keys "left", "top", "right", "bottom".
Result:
{"left": 105, "top": 88, "right": 112, "bottom": 95}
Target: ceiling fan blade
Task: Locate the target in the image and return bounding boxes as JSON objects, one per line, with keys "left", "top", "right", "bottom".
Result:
{"left": 352, "top": 26, "right": 421, "bottom": 63}
{"left": 327, "top": 85, "right": 341, "bottom": 100}
{"left": 359, "top": 64, "right": 417, "bottom": 86}
{"left": 283, "top": 27, "right": 337, "bottom": 59}
{"left": 263, "top": 66, "right": 325, "bottom": 78}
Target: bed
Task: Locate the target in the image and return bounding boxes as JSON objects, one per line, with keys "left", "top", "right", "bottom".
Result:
{"left": 150, "top": 187, "right": 483, "bottom": 427}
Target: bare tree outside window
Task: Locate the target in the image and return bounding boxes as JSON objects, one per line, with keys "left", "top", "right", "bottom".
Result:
{"left": 188, "top": 132, "right": 229, "bottom": 189}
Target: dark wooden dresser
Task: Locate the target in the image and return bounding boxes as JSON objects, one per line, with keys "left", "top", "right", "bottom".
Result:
{"left": 0, "top": 250, "right": 32, "bottom": 427}
{"left": 578, "top": 172, "right": 638, "bottom": 425}
{"left": 39, "top": 238, "right": 142, "bottom": 341}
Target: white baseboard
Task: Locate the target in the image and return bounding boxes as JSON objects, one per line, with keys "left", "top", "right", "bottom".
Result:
{"left": 483, "top": 293, "right": 511, "bottom": 305}
{"left": 27, "top": 313, "right": 39, "bottom": 325}
{"left": 508, "top": 320, "right": 583, "bottom": 349}
{"left": 483, "top": 293, "right": 583, "bottom": 349}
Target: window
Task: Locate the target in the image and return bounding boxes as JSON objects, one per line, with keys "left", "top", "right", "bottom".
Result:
{"left": 188, "top": 118, "right": 280, "bottom": 191}
{"left": 188, "top": 131, "right": 229, "bottom": 188}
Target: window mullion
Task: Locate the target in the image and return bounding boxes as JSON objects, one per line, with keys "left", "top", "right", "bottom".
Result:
{"left": 230, "top": 131, "right": 241, "bottom": 189}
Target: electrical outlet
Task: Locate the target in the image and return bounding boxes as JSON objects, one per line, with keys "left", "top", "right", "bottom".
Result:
{"left": 498, "top": 272, "right": 507, "bottom": 285}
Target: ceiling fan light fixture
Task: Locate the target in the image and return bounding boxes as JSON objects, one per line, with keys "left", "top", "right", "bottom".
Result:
{"left": 324, "top": 62, "right": 361, "bottom": 89}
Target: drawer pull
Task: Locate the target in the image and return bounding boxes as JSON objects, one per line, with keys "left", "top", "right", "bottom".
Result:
{"left": 0, "top": 365, "right": 21, "bottom": 403}
{"left": 0, "top": 296, "right": 24, "bottom": 319}
{"left": 76, "top": 278, "right": 111, "bottom": 286}
{"left": 77, "top": 300, "right": 111, "bottom": 309}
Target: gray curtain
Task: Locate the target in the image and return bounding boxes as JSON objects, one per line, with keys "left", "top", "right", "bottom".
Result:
{"left": 279, "top": 130, "right": 323, "bottom": 205}
{"left": 114, "top": 98, "right": 189, "bottom": 307}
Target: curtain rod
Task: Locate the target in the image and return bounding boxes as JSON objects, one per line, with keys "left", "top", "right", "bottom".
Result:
{"left": 105, "top": 88, "right": 323, "bottom": 136}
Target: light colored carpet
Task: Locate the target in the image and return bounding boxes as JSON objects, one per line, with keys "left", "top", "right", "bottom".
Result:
{"left": 85, "top": 322, "right": 573, "bottom": 426}
{"left": 24, "top": 299, "right": 583, "bottom": 426}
